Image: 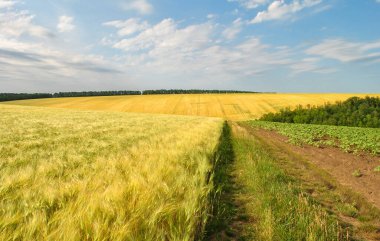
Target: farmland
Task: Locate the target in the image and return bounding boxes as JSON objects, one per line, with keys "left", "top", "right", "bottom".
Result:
{"left": 2, "top": 94, "right": 380, "bottom": 241}
{"left": 0, "top": 104, "right": 223, "bottom": 240}
{"left": 6, "top": 93, "right": 380, "bottom": 120}
{"left": 227, "top": 123, "right": 350, "bottom": 240}
{"left": 248, "top": 121, "right": 380, "bottom": 154}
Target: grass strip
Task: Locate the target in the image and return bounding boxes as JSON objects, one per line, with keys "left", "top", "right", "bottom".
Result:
{"left": 229, "top": 123, "right": 349, "bottom": 241}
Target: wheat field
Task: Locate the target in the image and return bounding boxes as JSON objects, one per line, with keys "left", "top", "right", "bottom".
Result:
{"left": 6, "top": 93, "right": 379, "bottom": 120}
{"left": 0, "top": 104, "right": 223, "bottom": 241}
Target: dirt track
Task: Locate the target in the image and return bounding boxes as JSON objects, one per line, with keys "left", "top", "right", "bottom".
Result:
{"left": 254, "top": 128, "right": 380, "bottom": 209}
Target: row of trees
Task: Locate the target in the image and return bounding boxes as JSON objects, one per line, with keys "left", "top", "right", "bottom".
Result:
{"left": 260, "top": 96, "right": 380, "bottom": 128}
{"left": 0, "top": 93, "right": 52, "bottom": 102}
{"left": 142, "top": 89, "right": 259, "bottom": 95}
{"left": 52, "top": 91, "right": 141, "bottom": 98}
{"left": 0, "top": 89, "right": 262, "bottom": 102}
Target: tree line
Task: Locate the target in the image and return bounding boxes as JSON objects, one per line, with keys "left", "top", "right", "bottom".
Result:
{"left": 142, "top": 89, "right": 260, "bottom": 95}
{"left": 52, "top": 91, "right": 141, "bottom": 98}
{"left": 0, "top": 93, "right": 53, "bottom": 102}
{"left": 260, "top": 96, "right": 380, "bottom": 128}
{"left": 0, "top": 89, "right": 262, "bottom": 102}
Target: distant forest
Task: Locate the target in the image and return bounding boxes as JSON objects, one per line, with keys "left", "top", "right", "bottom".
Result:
{"left": 260, "top": 96, "right": 380, "bottom": 128}
{"left": 0, "top": 93, "right": 53, "bottom": 102}
{"left": 0, "top": 89, "right": 260, "bottom": 102}
{"left": 142, "top": 89, "right": 260, "bottom": 95}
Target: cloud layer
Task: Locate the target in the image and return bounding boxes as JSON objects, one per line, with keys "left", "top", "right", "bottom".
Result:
{"left": 57, "top": 16, "right": 75, "bottom": 33}
{"left": 306, "top": 39, "right": 380, "bottom": 63}
{"left": 0, "top": 0, "right": 379, "bottom": 92}
{"left": 122, "top": 0, "right": 153, "bottom": 15}
{"left": 251, "top": 0, "right": 322, "bottom": 24}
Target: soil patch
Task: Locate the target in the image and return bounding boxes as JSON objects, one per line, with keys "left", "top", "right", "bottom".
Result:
{"left": 254, "top": 128, "right": 380, "bottom": 209}
{"left": 239, "top": 124, "right": 380, "bottom": 240}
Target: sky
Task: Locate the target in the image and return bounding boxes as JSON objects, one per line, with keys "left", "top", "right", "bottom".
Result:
{"left": 0, "top": 0, "right": 380, "bottom": 93}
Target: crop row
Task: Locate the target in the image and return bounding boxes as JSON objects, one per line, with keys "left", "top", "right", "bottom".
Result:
{"left": 247, "top": 121, "right": 380, "bottom": 155}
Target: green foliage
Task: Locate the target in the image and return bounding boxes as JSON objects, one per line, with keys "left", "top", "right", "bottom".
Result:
{"left": 142, "top": 89, "right": 261, "bottom": 95}
{"left": 337, "top": 203, "right": 359, "bottom": 218}
{"left": 247, "top": 121, "right": 380, "bottom": 155}
{"left": 231, "top": 124, "right": 347, "bottom": 240}
{"left": 203, "top": 122, "right": 237, "bottom": 240}
{"left": 142, "top": 89, "right": 260, "bottom": 95}
{"left": 260, "top": 96, "right": 380, "bottom": 128}
{"left": 374, "top": 166, "right": 380, "bottom": 172}
{"left": 352, "top": 170, "right": 363, "bottom": 177}
{"left": 0, "top": 93, "right": 52, "bottom": 102}
{"left": 52, "top": 90, "right": 141, "bottom": 97}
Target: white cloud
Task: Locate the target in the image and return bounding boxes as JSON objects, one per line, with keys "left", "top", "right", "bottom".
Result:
{"left": 103, "top": 18, "right": 293, "bottom": 81}
{"left": 251, "top": 0, "right": 322, "bottom": 24}
{"left": 112, "top": 18, "right": 212, "bottom": 52}
{"left": 57, "top": 15, "right": 75, "bottom": 33}
{"left": 0, "top": 3, "right": 122, "bottom": 92}
{"left": 222, "top": 18, "right": 243, "bottom": 40}
{"left": 306, "top": 39, "right": 380, "bottom": 63}
{"left": 103, "top": 18, "right": 149, "bottom": 36}
{"left": 207, "top": 14, "right": 217, "bottom": 19}
{"left": 0, "top": 0, "right": 15, "bottom": 9}
{"left": 228, "top": 0, "right": 269, "bottom": 9}
{"left": 122, "top": 0, "right": 153, "bottom": 15}
{"left": 0, "top": 37, "right": 122, "bottom": 92}
{"left": 290, "top": 57, "right": 336, "bottom": 74}
{"left": 0, "top": 10, "right": 52, "bottom": 38}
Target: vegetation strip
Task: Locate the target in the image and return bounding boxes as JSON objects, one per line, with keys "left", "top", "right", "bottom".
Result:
{"left": 242, "top": 124, "right": 380, "bottom": 240}
{"left": 248, "top": 121, "right": 380, "bottom": 155}
{"left": 203, "top": 122, "right": 355, "bottom": 240}
{"left": 203, "top": 122, "right": 253, "bottom": 240}
{"left": 260, "top": 96, "right": 380, "bottom": 128}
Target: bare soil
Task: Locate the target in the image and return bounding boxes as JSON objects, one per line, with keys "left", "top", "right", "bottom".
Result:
{"left": 244, "top": 126, "right": 380, "bottom": 240}
{"left": 254, "top": 128, "right": 380, "bottom": 209}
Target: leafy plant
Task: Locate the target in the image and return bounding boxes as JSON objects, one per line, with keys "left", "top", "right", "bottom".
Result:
{"left": 247, "top": 121, "right": 380, "bottom": 155}
{"left": 352, "top": 169, "right": 363, "bottom": 177}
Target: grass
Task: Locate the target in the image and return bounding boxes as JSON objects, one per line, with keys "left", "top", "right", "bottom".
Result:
{"left": 203, "top": 123, "right": 238, "bottom": 240}
{"left": 248, "top": 121, "right": 380, "bottom": 155}
{"left": 0, "top": 104, "right": 223, "bottom": 241}
{"left": 5, "top": 93, "right": 379, "bottom": 120}
{"left": 229, "top": 123, "right": 348, "bottom": 240}
{"left": 352, "top": 170, "right": 363, "bottom": 178}
{"left": 240, "top": 122, "right": 380, "bottom": 240}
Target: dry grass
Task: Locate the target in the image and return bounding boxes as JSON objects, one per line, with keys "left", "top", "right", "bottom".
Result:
{"left": 0, "top": 104, "right": 223, "bottom": 241}
{"left": 6, "top": 93, "right": 380, "bottom": 120}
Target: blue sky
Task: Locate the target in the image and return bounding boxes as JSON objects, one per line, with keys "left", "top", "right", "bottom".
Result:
{"left": 1, "top": 0, "right": 380, "bottom": 93}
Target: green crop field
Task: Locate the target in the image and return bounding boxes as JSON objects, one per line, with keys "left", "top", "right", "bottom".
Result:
{"left": 247, "top": 121, "right": 380, "bottom": 154}
{"left": 0, "top": 104, "right": 223, "bottom": 241}
{"left": 6, "top": 93, "right": 380, "bottom": 120}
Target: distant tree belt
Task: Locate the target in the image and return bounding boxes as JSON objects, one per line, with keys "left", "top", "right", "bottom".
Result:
{"left": 260, "top": 96, "right": 380, "bottom": 128}
{"left": 141, "top": 89, "right": 260, "bottom": 95}
{"left": 52, "top": 91, "right": 141, "bottom": 97}
{"left": 0, "top": 89, "right": 265, "bottom": 102}
{"left": 0, "top": 93, "right": 53, "bottom": 102}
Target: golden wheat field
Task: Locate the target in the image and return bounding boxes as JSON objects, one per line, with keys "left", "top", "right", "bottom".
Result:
{"left": 6, "top": 93, "right": 380, "bottom": 120}
{"left": 0, "top": 104, "right": 223, "bottom": 241}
